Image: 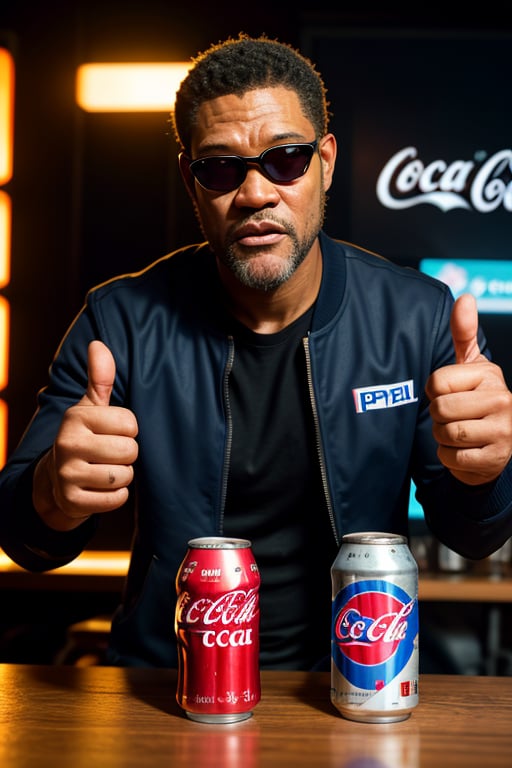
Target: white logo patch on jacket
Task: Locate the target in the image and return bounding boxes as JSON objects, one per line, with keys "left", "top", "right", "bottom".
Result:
{"left": 353, "top": 380, "right": 418, "bottom": 413}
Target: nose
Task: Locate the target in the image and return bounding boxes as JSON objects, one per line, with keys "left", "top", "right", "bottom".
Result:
{"left": 233, "top": 166, "right": 281, "bottom": 209}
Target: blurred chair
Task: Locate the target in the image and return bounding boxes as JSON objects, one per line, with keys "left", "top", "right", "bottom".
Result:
{"left": 55, "top": 615, "right": 112, "bottom": 666}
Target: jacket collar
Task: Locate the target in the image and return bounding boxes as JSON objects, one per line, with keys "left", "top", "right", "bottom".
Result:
{"left": 310, "top": 231, "right": 347, "bottom": 332}
{"left": 195, "top": 230, "right": 347, "bottom": 334}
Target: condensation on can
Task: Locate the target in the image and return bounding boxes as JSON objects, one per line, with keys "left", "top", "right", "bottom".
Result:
{"left": 331, "top": 531, "right": 419, "bottom": 723}
{"left": 175, "top": 536, "right": 261, "bottom": 724}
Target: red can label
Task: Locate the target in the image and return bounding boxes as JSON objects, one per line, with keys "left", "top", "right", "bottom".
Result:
{"left": 175, "top": 537, "right": 260, "bottom": 722}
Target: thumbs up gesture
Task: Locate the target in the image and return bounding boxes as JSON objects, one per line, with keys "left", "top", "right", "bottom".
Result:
{"left": 80, "top": 339, "right": 118, "bottom": 406}
{"left": 426, "top": 293, "right": 512, "bottom": 485}
{"left": 33, "top": 341, "right": 139, "bottom": 531}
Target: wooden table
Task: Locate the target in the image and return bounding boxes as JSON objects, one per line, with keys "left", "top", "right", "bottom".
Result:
{"left": 0, "top": 666, "right": 510, "bottom": 767}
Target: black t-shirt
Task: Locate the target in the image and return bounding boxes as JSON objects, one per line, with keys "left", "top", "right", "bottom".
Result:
{"left": 223, "top": 307, "right": 338, "bottom": 670}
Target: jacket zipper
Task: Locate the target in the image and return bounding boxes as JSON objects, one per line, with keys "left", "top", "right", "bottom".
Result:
{"left": 303, "top": 335, "right": 340, "bottom": 547}
{"left": 219, "top": 335, "right": 235, "bottom": 534}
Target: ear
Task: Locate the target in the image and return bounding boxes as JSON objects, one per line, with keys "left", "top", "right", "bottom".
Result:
{"left": 318, "top": 133, "right": 337, "bottom": 193}
{"left": 178, "top": 152, "right": 197, "bottom": 200}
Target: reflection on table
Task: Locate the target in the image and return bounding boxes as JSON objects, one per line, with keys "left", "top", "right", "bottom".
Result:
{"left": 0, "top": 665, "right": 511, "bottom": 767}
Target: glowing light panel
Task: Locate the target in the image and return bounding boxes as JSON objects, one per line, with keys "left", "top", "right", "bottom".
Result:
{"left": 0, "top": 191, "right": 11, "bottom": 289}
{"left": 0, "top": 49, "right": 14, "bottom": 184}
{"left": 0, "top": 295, "right": 9, "bottom": 390}
{"left": 0, "top": 399, "right": 6, "bottom": 468}
{"left": 0, "top": 48, "right": 12, "bottom": 468}
{"left": 76, "top": 62, "right": 191, "bottom": 112}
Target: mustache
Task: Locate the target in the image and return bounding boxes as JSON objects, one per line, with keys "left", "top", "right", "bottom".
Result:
{"left": 227, "top": 213, "right": 292, "bottom": 244}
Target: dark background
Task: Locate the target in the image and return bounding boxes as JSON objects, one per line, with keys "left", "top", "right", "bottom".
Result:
{"left": 0, "top": 1, "right": 511, "bottom": 670}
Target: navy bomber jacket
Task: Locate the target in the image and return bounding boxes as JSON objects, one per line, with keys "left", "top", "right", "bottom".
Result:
{"left": 1, "top": 231, "right": 512, "bottom": 667}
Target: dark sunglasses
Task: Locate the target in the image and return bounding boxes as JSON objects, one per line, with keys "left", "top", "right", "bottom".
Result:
{"left": 182, "top": 140, "right": 318, "bottom": 192}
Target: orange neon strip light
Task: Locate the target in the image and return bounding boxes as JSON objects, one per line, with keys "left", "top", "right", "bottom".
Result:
{"left": 0, "top": 191, "right": 11, "bottom": 289}
{"left": 0, "top": 548, "right": 129, "bottom": 575}
{"left": 0, "top": 295, "right": 9, "bottom": 390}
{"left": 0, "top": 399, "right": 6, "bottom": 468}
{"left": 0, "top": 48, "right": 14, "bottom": 185}
{"left": 76, "top": 62, "right": 191, "bottom": 112}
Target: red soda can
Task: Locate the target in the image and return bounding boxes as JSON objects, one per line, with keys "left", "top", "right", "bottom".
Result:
{"left": 175, "top": 536, "right": 261, "bottom": 723}
{"left": 331, "top": 532, "right": 419, "bottom": 723}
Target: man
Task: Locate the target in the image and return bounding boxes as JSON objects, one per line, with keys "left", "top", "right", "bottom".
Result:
{"left": 1, "top": 34, "right": 511, "bottom": 670}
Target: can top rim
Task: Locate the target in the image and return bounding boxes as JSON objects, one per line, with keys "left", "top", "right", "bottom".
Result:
{"left": 187, "top": 536, "right": 252, "bottom": 549}
{"left": 341, "top": 531, "right": 407, "bottom": 545}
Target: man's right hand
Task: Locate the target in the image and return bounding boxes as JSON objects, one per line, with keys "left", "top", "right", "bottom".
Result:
{"left": 33, "top": 341, "right": 139, "bottom": 531}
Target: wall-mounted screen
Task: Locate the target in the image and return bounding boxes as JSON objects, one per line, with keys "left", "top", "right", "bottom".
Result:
{"left": 420, "top": 259, "right": 512, "bottom": 314}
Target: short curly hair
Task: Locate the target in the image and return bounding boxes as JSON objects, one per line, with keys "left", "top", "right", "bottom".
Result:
{"left": 172, "top": 34, "right": 330, "bottom": 155}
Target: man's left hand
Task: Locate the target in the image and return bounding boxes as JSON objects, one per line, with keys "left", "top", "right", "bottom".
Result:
{"left": 426, "top": 293, "right": 512, "bottom": 485}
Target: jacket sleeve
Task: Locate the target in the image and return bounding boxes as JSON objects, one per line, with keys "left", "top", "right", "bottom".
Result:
{"left": 418, "top": 463, "right": 512, "bottom": 560}
{"left": 412, "top": 289, "right": 512, "bottom": 559}
{"left": 0, "top": 304, "right": 103, "bottom": 571}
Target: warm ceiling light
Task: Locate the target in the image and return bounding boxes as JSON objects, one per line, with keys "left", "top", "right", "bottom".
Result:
{"left": 0, "top": 191, "right": 11, "bottom": 289}
{"left": 0, "top": 48, "right": 14, "bottom": 184}
{"left": 0, "top": 295, "right": 9, "bottom": 390}
{"left": 76, "top": 62, "right": 192, "bottom": 112}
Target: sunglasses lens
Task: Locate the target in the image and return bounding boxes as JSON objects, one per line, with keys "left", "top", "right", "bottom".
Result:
{"left": 188, "top": 142, "right": 316, "bottom": 191}
{"left": 190, "top": 157, "right": 245, "bottom": 192}
{"left": 262, "top": 144, "right": 315, "bottom": 182}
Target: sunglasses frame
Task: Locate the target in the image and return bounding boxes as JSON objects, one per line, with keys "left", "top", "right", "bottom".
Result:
{"left": 182, "top": 140, "right": 319, "bottom": 192}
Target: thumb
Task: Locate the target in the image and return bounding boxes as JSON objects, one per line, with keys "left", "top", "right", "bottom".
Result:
{"left": 450, "top": 293, "right": 482, "bottom": 364}
{"left": 81, "top": 340, "right": 116, "bottom": 406}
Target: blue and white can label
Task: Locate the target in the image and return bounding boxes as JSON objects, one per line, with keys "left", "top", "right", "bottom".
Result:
{"left": 331, "top": 533, "right": 419, "bottom": 723}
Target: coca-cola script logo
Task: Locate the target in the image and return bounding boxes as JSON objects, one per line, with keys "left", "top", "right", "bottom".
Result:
{"left": 177, "top": 588, "right": 259, "bottom": 626}
{"left": 176, "top": 588, "right": 259, "bottom": 648}
{"left": 332, "top": 579, "right": 418, "bottom": 690}
{"left": 376, "top": 146, "right": 512, "bottom": 213}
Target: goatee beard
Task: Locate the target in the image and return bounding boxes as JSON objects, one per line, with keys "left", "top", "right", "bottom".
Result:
{"left": 222, "top": 218, "right": 320, "bottom": 291}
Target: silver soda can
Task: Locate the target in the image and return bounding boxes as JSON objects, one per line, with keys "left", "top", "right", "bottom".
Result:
{"left": 331, "top": 532, "right": 419, "bottom": 723}
{"left": 175, "top": 536, "right": 261, "bottom": 723}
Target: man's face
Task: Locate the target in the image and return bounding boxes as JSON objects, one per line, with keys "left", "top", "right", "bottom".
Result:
{"left": 181, "top": 86, "right": 336, "bottom": 291}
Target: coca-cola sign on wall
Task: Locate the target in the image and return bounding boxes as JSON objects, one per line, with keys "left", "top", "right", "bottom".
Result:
{"left": 376, "top": 146, "right": 512, "bottom": 213}
{"left": 304, "top": 29, "right": 511, "bottom": 262}
{"left": 304, "top": 28, "right": 512, "bottom": 384}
